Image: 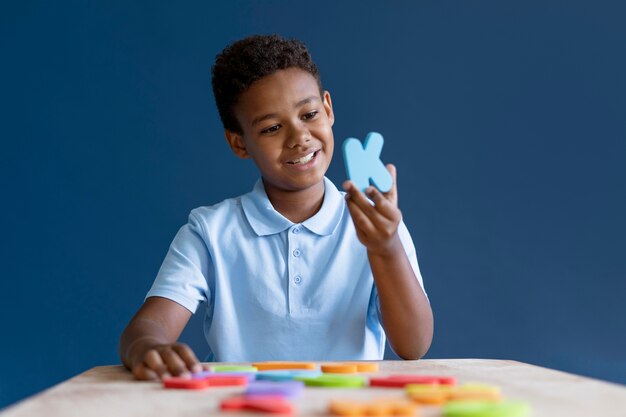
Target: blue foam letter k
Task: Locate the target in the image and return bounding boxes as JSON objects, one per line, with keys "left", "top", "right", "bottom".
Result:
{"left": 342, "top": 132, "right": 393, "bottom": 193}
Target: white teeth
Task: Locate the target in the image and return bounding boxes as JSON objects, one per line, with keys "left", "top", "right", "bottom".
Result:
{"left": 291, "top": 151, "right": 315, "bottom": 164}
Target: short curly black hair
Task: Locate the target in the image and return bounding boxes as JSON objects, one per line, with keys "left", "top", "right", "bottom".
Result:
{"left": 211, "top": 34, "right": 323, "bottom": 134}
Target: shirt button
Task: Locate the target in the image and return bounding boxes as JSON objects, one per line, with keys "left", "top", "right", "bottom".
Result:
{"left": 293, "top": 249, "right": 301, "bottom": 257}
{"left": 294, "top": 275, "right": 302, "bottom": 285}
{"left": 292, "top": 227, "right": 301, "bottom": 234}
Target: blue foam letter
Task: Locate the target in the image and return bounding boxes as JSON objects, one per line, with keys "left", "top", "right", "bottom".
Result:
{"left": 342, "top": 132, "right": 393, "bottom": 193}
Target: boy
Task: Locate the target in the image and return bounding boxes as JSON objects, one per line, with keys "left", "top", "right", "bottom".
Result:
{"left": 120, "top": 35, "right": 433, "bottom": 380}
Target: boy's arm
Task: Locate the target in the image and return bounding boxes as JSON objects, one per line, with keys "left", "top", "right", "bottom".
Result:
{"left": 119, "top": 296, "right": 204, "bottom": 380}
{"left": 343, "top": 164, "right": 434, "bottom": 359}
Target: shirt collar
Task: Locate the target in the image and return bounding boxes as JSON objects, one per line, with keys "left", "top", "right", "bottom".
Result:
{"left": 241, "top": 177, "right": 344, "bottom": 237}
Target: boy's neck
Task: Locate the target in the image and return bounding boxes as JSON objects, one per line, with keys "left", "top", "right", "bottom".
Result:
{"left": 263, "top": 180, "right": 325, "bottom": 224}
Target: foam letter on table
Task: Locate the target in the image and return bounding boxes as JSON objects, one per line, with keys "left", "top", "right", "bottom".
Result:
{"left": 343, "top": 132, "right": 393, "bottom": 193}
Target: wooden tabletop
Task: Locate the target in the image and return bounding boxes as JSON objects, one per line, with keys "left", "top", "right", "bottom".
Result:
{"left": 2, "top": 359, "right": 625, "bottom": 417}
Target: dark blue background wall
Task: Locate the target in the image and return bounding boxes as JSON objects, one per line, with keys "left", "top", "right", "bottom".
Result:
{"left": 1, "top": 0, "right": 625, "bottom": 409}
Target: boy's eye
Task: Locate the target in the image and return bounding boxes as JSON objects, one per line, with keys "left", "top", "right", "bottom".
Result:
{"left": 261, "top": 124, "right": 281, "bottom": 134}
{"left": 302, "top": 111, "right": 318, "bottom": 120}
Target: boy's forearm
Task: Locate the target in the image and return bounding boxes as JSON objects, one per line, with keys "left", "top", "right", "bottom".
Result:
{"left": 368, "top": 239, "right": 434, "bottom": 360}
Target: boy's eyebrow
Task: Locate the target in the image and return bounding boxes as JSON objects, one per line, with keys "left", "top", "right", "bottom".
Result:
{"left": 294, "top": 95, "right": 319, "bottom": 108}
{"left": 251, "top": 96, "right": 320, "bottom": 126}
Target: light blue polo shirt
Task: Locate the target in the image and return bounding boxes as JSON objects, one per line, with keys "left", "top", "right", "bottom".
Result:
{"left": 146, "top": 177, "right": 425, "bottom": 362}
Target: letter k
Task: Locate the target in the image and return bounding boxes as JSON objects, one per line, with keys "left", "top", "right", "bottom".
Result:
{"left": 342, "top": 132, "right": 393, "bottom": 193}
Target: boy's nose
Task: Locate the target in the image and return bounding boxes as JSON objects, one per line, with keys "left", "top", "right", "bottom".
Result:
{"left": 287, "top": 124, "right": 311, "bottom": 148}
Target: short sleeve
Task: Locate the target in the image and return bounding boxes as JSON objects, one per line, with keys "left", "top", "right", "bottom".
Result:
{"left": 146, "top": 212, "right": 211, "bottom": 313}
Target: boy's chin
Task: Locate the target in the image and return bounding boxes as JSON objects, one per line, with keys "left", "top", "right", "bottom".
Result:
{"left": 273, "top": 176, "right": 326, "bottom": 193}
{"left": 289, "top": 177, "right": 326, "bottom": 190}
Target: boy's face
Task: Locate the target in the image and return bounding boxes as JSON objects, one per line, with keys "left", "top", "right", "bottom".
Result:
{"left": 226, "top": 68, "right": 334, "bottom": 196}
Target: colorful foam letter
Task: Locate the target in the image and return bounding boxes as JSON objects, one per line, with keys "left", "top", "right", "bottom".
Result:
{"left": 343, "top": 132, "right": 393, "bottom": 193}
{"left": 210, "top": 365, "right": 258, "bottom": 372}
{"left": 329, "top": 399, "right": 418, "bottom": 417}
{"left": 406, "top": 383, "right": 501, "bottom": 404}
{"left": 443, "top": 400, "right": 530, "bottom": 417}
{"left": 252, "top": 362, "right": 317, "bottom": 371}
{"left": 370, "top": 374, "right": 457, "bottom": 388}
{"left": 221, "top": 396, "right": 294, "bottom": 415}
{"left": 255, "top": 370, "right": 323, "bottom": 382}
{"left": 163, "top": 374, "right": 248, "bottom": 389}
{"left": 295, "top": 374, "right": 366, "bottom": 388}
{"left": 245, "top": 380, "right": 305, "bottom": 398}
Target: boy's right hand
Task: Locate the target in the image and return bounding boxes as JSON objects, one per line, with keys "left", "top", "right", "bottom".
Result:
{"left": 130, "top": 342, "right": 206, "bottom": 380}
{"left": 120, "top": 297, "right": 204, "bottom": 380}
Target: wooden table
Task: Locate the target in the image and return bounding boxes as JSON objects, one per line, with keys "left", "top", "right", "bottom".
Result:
{"left": 2, "top": 359, "right": 625, "bottom": 417}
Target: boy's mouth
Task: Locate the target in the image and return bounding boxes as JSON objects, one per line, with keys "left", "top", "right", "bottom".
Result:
{"left": 287, "top": 150, "right": 319, "bottom": 165}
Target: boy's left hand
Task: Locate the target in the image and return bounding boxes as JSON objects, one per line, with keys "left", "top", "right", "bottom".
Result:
{"left": 343, "top": 164, "right": 402, "bottom": 256}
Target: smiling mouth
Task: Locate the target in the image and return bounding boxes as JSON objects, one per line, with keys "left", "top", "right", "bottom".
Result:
{"left": 287, "top": 150, "right": 319, "bottom": 164}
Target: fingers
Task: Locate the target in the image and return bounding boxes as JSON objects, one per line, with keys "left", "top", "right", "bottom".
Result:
{"left": 384, "top": 164, "right": 398, "bottom": 206}
{"left": 172, "top": 344, "right": 203, "bottom": 374}
{"left": 365, "top": 186, "right": 400, "bottom": 222}
{"left": 139, "top": 348, "right": 170, "bottom": 380}
{"left": 133, "top": 343, "right": 202, "bottom": 381}
{"left": 347, "top": 190, "right": 401, "bottom": 243}
{"left": 343, "top": 176, "right": 403, "bottom": 253}
{"left": 344, "top": 181, "right": 378, "bottom": 217}
{"left": 345, "top": 196, "right": 376, "bottom": 240}
{"left": 160, "top": 346, "right": 191, "bottom": 377}
{"left": 132, "top": 363, "right": 159, "bottom": 380}
{"left": 343, "top": 180, "right": 399, "bottom": 226}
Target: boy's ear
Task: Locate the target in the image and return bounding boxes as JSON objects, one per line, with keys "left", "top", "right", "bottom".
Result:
{"left": 323, "top": 91, "right": 335, "bottom": 127}
{"left": 224, "top": 130, "right": 250, "bottom": 159}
